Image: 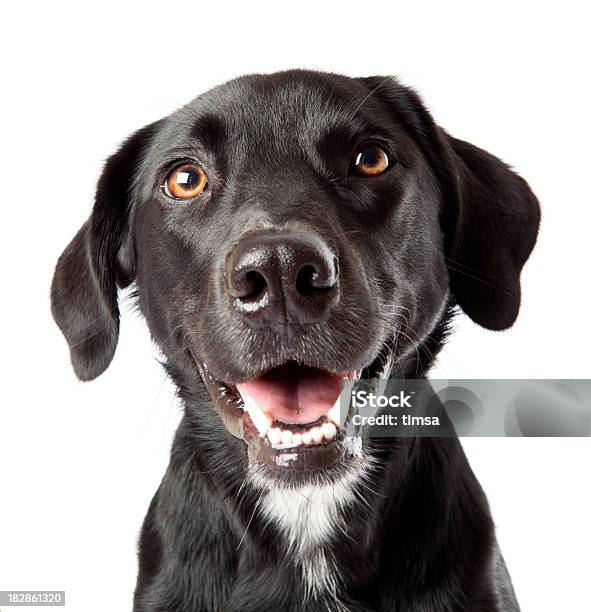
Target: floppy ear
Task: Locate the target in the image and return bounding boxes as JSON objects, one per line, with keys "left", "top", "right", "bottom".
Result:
{"left": 358, "top": 76, "right": 540, "bottom": 330}
{"left": 51, "top": 121, "right": 160, "bottom": 380}
{"left": 444, "top": 135, "right": 541, "bottom": 330}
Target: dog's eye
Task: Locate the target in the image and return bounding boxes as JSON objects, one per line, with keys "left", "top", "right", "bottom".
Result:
{"left": 351, "top": 145, "right": 390, "bottom": 177}
{"left": 163, "top": 163, "right": 207, "bottom": 199}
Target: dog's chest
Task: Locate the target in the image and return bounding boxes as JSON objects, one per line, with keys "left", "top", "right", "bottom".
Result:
{"left": 255, "top": 471, "right": 363, "bottom": 611}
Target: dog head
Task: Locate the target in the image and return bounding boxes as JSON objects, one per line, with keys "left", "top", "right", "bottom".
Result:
{"left": 51, "top": 70, "right": 539, "bottom": 476}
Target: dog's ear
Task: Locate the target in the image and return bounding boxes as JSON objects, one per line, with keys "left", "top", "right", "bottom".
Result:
{"left": 443, "top": 135, "right": 540, "bottom": 330}
{"left": 358, "top": 76, "right": 540, "bottom": 330}
{"left": 51, "top": 121, "right": 161, "bottom": 380}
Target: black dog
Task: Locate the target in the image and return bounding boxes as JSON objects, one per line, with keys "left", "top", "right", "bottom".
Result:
{"left": 51, "top": 70, "right": 539, "bottom": 611}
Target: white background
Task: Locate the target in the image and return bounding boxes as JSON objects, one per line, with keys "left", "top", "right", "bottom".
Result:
{"left": 1, "top": 2, "right": 590, "bottom": 610}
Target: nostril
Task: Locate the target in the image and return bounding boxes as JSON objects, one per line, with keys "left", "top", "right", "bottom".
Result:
{"left": 296, "top": 265, "right": 316, "bottom": 296}
{"left": 296, "top": 263, "right": 336, "bottom": 296}
{"left": 244, "top": 270, "right": 267, "bottom": 301}
{"left": 232, "top": 269, "right": 268, "bottom": 302}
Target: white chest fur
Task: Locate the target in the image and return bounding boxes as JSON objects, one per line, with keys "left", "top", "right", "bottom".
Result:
{"left": 248, "top": 461, "right": 370, "bottom": 611}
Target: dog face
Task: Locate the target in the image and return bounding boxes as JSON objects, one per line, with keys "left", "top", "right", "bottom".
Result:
{"left": 51, "top": 70, "right": 539, "bottom": 476}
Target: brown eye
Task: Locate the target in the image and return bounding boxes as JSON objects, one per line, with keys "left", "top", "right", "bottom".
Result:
{"left": 164, "top": 163, "right": 207, "bottom": 199}
{"left": 352, "top": 145, "right": 390, "bottom": 177}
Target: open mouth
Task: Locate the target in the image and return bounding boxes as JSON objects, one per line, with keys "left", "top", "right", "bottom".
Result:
{"left": 196, "top": 358, "right": 364, "bottom": 471}
{"left": 238, "top": 363, "right": 357, "bottom": 446}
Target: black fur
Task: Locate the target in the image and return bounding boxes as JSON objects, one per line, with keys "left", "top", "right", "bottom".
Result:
{"left": 51, "top": 70, "right": 540, "bottom": 611}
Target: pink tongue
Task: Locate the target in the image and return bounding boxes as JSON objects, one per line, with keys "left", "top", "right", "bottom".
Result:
{"left": 236, "top": 364, "right": 342, "bottom": 425}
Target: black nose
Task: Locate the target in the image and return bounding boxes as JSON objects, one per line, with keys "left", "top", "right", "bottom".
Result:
{"left": 226, "top": 232, "right": 339, "bottom": 326}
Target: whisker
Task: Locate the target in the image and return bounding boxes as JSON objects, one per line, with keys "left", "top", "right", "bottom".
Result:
{"left": 236, "top": 491, "right": 263, "bottom": 550}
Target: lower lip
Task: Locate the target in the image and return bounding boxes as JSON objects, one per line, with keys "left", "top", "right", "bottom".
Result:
{"left": 243, "top": 412, "right": 345, "bottom": 471}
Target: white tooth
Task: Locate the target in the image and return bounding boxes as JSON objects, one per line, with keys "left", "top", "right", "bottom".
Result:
{"left": 291, "top": 433, "right": 302, "bottom": 446}
{"left": 301, "top": 431, "right": 312, "bottom": 445}
{"left": 241, "top": 394, "right": 272, "bottom": 437}
{"left": 322, "top": 422, "right": 337, "bottom": 441}
{"left": 267, "top": 427, "right": 282, "bottom": 446}
{"left": 280, "top": 430, "right": 293, "bottom": 446}
{"left": 327, "top": 396, "right": 342, "bottom": 427}
{"left": 310, "top": 426, "right": 323, "bottom": 444}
